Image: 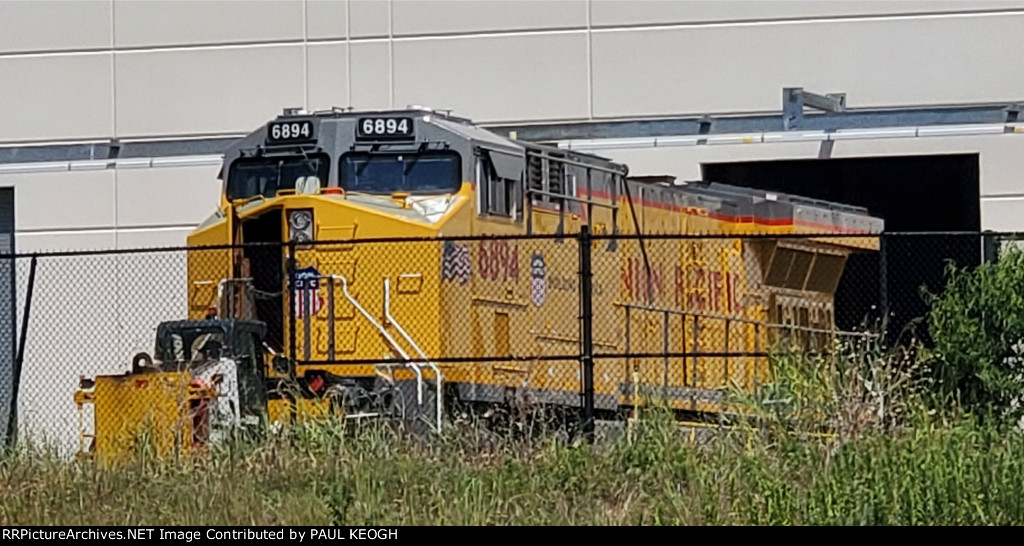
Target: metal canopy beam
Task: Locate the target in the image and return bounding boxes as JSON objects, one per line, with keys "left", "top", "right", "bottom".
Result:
{"left": 1, "top": 89, "right": 1022, "bottom": 165}
{"left": 486, "top": 105, "right": 1020, "bottom": 141}
{"left": 783, "top": 87, "right": 846, "bottom": 130}
{"left": 0, "top": 137, "right": 239, "bottom": 166}
{"left": 485, "top": 88, "right": 1023, "bottom": 142}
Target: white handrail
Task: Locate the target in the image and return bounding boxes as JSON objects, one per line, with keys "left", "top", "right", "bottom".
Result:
{"left": 384, "top": 278, "right": 444, "bottom": 434}
{"left": 333, "top": 275, "right": 424, "bottom": 406}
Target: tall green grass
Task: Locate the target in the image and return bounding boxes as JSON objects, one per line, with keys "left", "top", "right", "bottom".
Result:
{"left": 3, "top": 327, "right": 1021, "bottom": 526}
{"left": 2, "top": 411, "right": 1024, "bottom": 525}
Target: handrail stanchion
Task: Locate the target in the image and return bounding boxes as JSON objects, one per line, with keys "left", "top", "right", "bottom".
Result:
{"left": 384, "top": 278, "right": 443, "bottom": 434}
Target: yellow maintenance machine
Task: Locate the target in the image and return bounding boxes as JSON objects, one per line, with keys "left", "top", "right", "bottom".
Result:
{"left": 75, "top": 320, "right": 268, "bottom": 460}
{"left": 75, "top": 107, "right": 883, "bottom": 459}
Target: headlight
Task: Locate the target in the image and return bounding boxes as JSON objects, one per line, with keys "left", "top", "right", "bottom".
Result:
{"left": 289, "top": 210, "right": 312, "bottom": 230}
{"left": 288, "top": 209, "right": 314, "bottom": 243}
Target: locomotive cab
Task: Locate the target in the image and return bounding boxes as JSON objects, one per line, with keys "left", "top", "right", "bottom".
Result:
{"left": 187, "top": 108, "right": 496, "bottom": 426}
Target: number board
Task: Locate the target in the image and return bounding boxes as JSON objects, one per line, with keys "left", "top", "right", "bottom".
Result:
{"left": 267, "top": 119, "right": 316, "bottom": 145}
{"left": 356, "top": 117, "right": 414, "bottom": 140}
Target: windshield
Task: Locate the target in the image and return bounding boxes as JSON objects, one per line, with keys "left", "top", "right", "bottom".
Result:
{"left": 340, "top": 151, "right": 461, "bottom": 194}
{"left": 227, "top": 155, "right": 330, "bottom": 200}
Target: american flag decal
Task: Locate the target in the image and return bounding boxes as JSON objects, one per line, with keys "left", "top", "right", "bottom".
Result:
{"left": 442, "top": 241, "right": 471, "bottom": 284}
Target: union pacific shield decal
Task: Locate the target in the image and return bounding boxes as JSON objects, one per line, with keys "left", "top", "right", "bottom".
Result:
{"left": 531, "top": 252, "right": 546, "bottom": 307}
{"left": 293, "top": 266, "right": 324, "bottom": 318}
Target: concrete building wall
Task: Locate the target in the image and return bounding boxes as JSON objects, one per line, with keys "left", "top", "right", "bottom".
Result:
{"left": 3, "top": 0, "right": 1024, "bottom": 142}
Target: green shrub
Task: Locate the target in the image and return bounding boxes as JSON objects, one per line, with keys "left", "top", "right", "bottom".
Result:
{"left": 924, "top": 247, "right": 1024, "bottom": 421}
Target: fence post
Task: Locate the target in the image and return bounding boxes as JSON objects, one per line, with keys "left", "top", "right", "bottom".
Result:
{"left": 6, "top": 255, "right": 37, "bottom": 451}
{"left": 578, "top": 225, "right": 595, "bottom": 443}
{"left": 982, "top": 229, "right": 998, "bottom": 264}
{"left": 287, "top": 241, "right": 297, "bottom": 369}
{"left": 879, "top": 233, "right": 889, "bottom": 334}
{"left": 285, "top": 241, "right": 299, "bottom": 424}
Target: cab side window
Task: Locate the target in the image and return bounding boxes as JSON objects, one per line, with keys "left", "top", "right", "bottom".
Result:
{"left": 478, "top": 151, "right": 523, "bottom": 221}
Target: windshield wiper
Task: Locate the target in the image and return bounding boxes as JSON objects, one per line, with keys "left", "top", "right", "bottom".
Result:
{"left": 403, "top": 154, "right": 420, "bottom": 176}
{"left": 356, "top": 159, "right": 372, "bottom": 177}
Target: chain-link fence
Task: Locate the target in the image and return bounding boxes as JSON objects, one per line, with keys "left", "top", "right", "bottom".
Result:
{"left": 0, "top": 230, "right": 1011, "bottom": 457}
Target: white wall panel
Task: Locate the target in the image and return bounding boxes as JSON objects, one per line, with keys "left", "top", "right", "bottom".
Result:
{"left": 16, "top": 249, "right": 119, "bottom": 453}
{"left": 349, "top": 41, "right": 392, "bottom": 110}
{"left": 981, "top": 198, "right": 1024, "bottom": 232}
{"left": 116, "top": 165, "right": 222, "bottom": 228}
{"left": 0, "top": 54, "right": 113, "bottom": 142}
{"left": 0, "top": 0, "right": 111, "bottom": 53}
{"left": 15, "top": 231, "right": 117, "bottom": 253}
{"left": 592, "top": 12, "right": 1024, "bottom": 118}
{"left": 116, "top": 227, "right": 197, "bottom": 249}
{"left": 8, "top": 170, "right": 115, "bottom": 231}
{"left": 307, "top": 0, "right": 349, "bottom": 40}
{"left": 114, "top": 0, "right": 304, "bottom": 48}
{"left": 391, "top": 0, "right": 586, "bottom": 35}
{"left": 590, "top": 0, "right": 1024, "bottom": 27}
{"left": 393, "top": 33, "right": 589, "bottom": 122}
{"left": 115, "top": 45, "right": 305, "bottom": 136}
{"left": 350, "top": 0, "right": 390, "bottom": 38}
{"left": 307, "top": 43, "right": 350, "bottom": 111}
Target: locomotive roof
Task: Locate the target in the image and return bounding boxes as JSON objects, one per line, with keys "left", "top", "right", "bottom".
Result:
{"left": 271, "top": 106, "right": 628, "bottom": 172}
{"left": 629, "top": 175, "right": 872, "bottom": 215}
{"left": 627, "top": 175, "right": 884, "bottom": 233}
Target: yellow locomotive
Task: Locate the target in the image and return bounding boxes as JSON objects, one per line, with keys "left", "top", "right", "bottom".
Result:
{"left": 75, "top": 107, "right": 883, "bottom": 458}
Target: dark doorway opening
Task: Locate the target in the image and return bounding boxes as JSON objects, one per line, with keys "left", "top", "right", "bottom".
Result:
{"left": 241, "top": 210, "right": 285, "bottom": 352}
{"left": 702, "top": 154, "right": 981, "bottom": 337}
{"left": 0, "top": 188, "right": 13, "bottom": 445}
